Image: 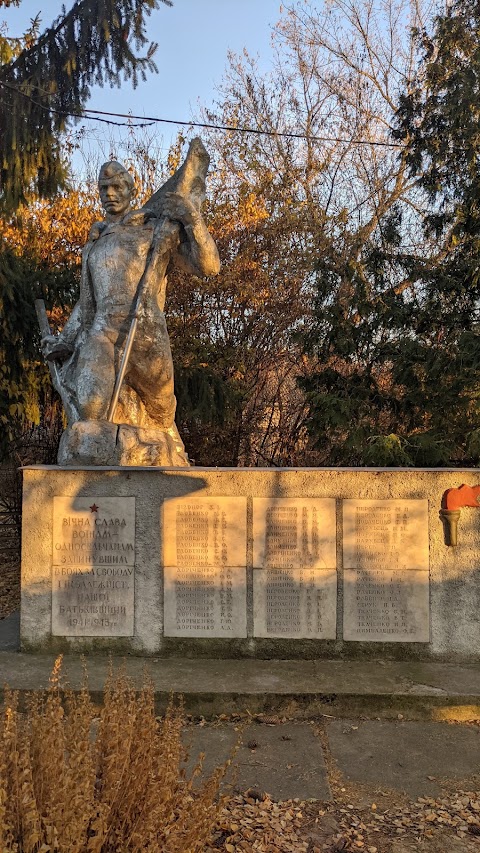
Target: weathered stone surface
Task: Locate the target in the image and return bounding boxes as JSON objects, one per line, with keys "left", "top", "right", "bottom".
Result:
{"left": 164, "top": 564, "right": 247, "bottom": 638}
{"left": 57, "top": 420, "right": 189, "bottom": 467}
{"left": 52, "top": 496, "right": 135, "bottom": 636}
{"left": 163, "top": 497, "right": 247, "bottom": 567}
{"left": 20, "top": 466, "right": 480, "bottom": 658}
{"left": 253, "top": 568, "right": 337, "bottom": 638}
{"left": 343, "top": 499, "right": 429, "bottom": 571}
{"left": 253, "top": 498, "right": 336, "bottom": 569}
{"left": 343, "top": 568, "right": 430, "bottom": 642}
{"left": 39, "top": 139, "right": 219, "bottom": 467}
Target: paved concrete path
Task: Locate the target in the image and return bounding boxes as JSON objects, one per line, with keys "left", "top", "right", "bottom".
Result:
{"left": 1, "top": 613, "right": 480, "bottom": 803}
{"left": 326, "top": 718, "right": 480, "bottom": 799}
{"left": 0, "top": 646, "right": 479, "bottom": 719}
{"left": 184, "top": 717, "right": 480, "bottom": 802}
{"left": 186, "top": 721, "right": 332, "bottom": 801}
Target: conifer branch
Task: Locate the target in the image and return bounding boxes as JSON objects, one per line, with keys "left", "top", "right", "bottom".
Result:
{"left": 0, "top": 0, "right": 171, "bottom": 210}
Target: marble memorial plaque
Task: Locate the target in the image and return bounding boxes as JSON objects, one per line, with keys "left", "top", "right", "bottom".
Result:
{"left": 253, "top": 498, "right": 336, "bottom": 569}
{"left": 164, "top": 565, "right": 247, "bottom": 637}
{"left": 163, "top": 497, "right": 247, "bottom": 637}
{"left": 343, "top": 499, "right": 429, "bottom": 571}
{"left": 343, "top": 500, "right": 429, "bottom": 642}
{"left": 52, "top": 496, "right": 135, "bottom": 636}
{"left": 253, "top": 568, "right": 337, "bottom": 639}
{"left": 343, "top": 569, "right": 430, "bottom": 642}
{"left": 163, "top": 497, "right": 247, "bottom": 567}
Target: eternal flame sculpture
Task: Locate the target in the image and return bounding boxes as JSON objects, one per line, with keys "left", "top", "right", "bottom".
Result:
{"left": 39, "top": 138, "right": 220, "bottom": 466}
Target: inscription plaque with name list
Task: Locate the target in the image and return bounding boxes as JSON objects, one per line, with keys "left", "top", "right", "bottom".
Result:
{"left": 253, "top": 498, "right": 336, "bottom": 569}
{"left": 163, "top": 497, "right": 247, "bottom": 637}
{"left": 343, "top": 499, "right": 429, "bottom": 571}
{"left": 253, "top": 568, "right": 337, "bottom": 638}
{"left": 342, "top": 500, "right": 429, "bottom": 642}
{"left": 343, "top": 569, "right": 429, "bottom": 642}
{"left": 252, "top": 498, "right": 337, "bottom": 639}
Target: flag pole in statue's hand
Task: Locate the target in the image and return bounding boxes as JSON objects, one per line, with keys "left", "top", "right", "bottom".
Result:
{"left": 106, "top": 235, "right": 158, "bottom": 422}
{"left": 106, "top": 137, "right": 210, "bottom": 424}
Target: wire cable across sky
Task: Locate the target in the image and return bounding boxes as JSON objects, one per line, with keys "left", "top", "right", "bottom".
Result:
{"left": 0, "top": 78, "right": 404, "bottom": 149}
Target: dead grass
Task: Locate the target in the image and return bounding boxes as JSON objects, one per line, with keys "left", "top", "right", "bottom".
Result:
{"left": 0, "top": 657, "right": 229, "bottom": 852}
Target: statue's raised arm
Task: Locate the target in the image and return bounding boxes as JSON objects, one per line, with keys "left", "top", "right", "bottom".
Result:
{"left": 38, "top": 137, "right": 220, "bottom": 467}
{"left": 144, "top": 137, "right": 220, "bottom": 281}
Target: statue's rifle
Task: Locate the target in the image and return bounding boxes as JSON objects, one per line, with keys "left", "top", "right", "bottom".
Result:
{"left": 106, "top": 137, "right": 210, "bottom": 423}
{"left": 106, "top": 233, "right": 160, "bottom": 422}
{"left": 34, "top": 297, "right": 79, "bottom": 424}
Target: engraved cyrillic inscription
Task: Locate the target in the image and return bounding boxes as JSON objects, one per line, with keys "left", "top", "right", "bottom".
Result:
{"left": 343, "top": 499, "right": 429, "bottom": 571}
{"left": 253, "top": 568, "right": 336, "bottom": 638}
{"left": 52, "top": 496, "right": 135, "bottom": 636}
{"left": 162, "top": 497, "right": 247, "bottom": 637}
{"left": 164, "top": 565, "right": 246, "bottom": 637}
{"left": 163, "top": 497, "right": 246, "bottom": 568}
{"left": 342, "top": 499, "right": 429, "bottom": 642}
{"left": 253, "top": 498, "right": 336, "bottom": 569}
{"left": 343, "top": 569, "right": 430, "bottom": 642}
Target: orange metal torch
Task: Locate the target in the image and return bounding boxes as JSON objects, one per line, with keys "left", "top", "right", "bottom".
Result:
{"left": 440, "top": 484, "right": 480, "bottom": 546}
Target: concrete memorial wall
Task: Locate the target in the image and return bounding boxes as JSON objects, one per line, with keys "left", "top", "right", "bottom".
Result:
{"left": 20, "top": 466, "right": 480, "bottom": 659}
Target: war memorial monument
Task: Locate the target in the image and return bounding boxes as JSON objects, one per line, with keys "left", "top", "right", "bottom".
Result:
{"left": 20, "top": 138, "right": 480, "bottom": 661}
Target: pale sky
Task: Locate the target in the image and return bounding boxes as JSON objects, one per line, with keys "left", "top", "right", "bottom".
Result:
{"left": 3, "top": 0, "right": 284, "bottom": 163}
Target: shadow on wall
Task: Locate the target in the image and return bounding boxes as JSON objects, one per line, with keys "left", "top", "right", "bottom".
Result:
{"left": 20, "top": 469, "right": 207, "bottom": 651}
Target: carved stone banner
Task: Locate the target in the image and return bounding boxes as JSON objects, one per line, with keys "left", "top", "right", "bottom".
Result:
{"left": 52, "top": 496, "right": 135, "bottom": 636}
{"left": 342, "top": 500, "right": 429, "bottom": 642}
{"left": 163, "top": 497, "right": 247, "bottom": 637}
{"left": 253, "top": 568, "right": 337, "bottom": 639}
{"left": 253, "top": 498, "right": 337, "bottom": 570}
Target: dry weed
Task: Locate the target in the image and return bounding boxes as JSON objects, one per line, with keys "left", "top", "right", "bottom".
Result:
{"left": 0, "top": 657, "right": 228, "bottom": 852}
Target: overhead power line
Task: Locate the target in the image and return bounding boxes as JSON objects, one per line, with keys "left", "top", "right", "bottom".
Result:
{"left": 0, "top": 78, "right": 404, "bottom": 148}
{"left": 78, "top": 106, "right": 404, "bottom": 148}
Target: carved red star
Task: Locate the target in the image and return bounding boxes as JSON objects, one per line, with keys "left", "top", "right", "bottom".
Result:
{"left": 89, "top": 503, "right": 99, "bottom": 513}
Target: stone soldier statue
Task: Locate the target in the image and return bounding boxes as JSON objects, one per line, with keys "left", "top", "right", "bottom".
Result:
{"left": 40, "top": 138, "right": 220, "bottom": 466}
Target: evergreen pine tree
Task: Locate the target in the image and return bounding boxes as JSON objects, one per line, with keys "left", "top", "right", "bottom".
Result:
{"left": 300, "top": 0, "right": 480, "bottom": 467}
{"left": 0, "top": 0, "right": 171, "bottom": 455}
{"left": 395, "top": 0, "right": 480, "bottom": 247}
{"left": 0, "top": 0, "right": 171, "bottom": 210}
{"left": 391, "top": 0, "right": 480, "bottom": 464}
